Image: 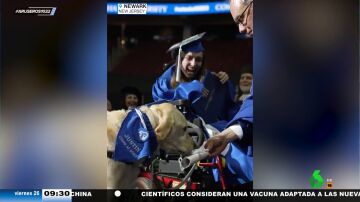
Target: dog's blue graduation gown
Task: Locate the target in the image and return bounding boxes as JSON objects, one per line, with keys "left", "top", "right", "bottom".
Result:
{"left": 113, "top": 108, "right": 157, "bottom": 164}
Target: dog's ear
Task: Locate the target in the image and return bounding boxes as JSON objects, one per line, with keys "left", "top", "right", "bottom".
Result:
{"left": 152, "top": 103, "right": 175, "bottom": 141}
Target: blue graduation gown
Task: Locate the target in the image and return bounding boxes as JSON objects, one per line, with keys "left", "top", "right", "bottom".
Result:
{"left": 152, "top": 65, "right": 237, "bottom": 123}
{"left": 228, "top": 88, "right": 253, "bottom": 125}
{"left": 219, "top": 87, "right": 253, "bottom": 186}
{"left": 152, "top": 65, "right": 204, "bottom": 104}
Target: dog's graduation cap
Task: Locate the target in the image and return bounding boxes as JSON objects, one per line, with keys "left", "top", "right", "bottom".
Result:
{"left": 167, "top": 32, "right": 206, "bottom": 82}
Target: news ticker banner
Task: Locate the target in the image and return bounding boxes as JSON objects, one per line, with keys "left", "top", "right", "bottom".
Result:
{"left": 107, "top": 2, "right": 230, "bottom": 15}
{"left": 2, "top": 190, "right": 360, "bottom": 201}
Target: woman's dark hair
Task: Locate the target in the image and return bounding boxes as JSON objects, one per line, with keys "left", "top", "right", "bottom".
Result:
{"left": 119, "top": 86, "right": 143, "bottom": 109}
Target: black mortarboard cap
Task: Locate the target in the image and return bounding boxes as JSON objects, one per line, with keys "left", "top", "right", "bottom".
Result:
{"left": 167, "top": 32, "right": 206, "bottom": 82}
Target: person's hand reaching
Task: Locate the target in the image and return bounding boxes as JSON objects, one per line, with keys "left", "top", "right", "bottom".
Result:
{"left": 204, "top": 127, "right": 239, "bottom": 156}
{"left": 212, "top": 71, "right": 229, "bottom": 84}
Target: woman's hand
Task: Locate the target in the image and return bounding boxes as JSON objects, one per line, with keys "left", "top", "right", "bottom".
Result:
{"left": 212, "top": 71, "right": 229, "bottom": 84}
{"left": 202, "top": 87, "right": 209, "bottom": 98}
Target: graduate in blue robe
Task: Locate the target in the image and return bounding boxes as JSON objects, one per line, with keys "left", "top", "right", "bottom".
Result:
{"left": 204, "top": 0, "right": 255, "bottom": 187}
{"left": 205, "top": 88, "right": 253, "bottom": 187}
{"left": 152, "top": 32, "right": 238, "bottom": 124}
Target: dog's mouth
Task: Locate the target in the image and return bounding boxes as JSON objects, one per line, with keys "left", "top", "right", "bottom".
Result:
{"left": 159, "top": 137, "right": 194, "bottom": 156}
{"left": 182, "top": 141, "right": 195, "bottom": 155}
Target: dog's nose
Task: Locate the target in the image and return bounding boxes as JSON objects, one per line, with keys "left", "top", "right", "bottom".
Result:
{"left": 192, "top": 140, "right": 196, "bottom": 148}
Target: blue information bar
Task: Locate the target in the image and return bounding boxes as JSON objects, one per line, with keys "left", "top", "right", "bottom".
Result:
{"left": 0, "top": 190, "right": 42, "bottom": 202}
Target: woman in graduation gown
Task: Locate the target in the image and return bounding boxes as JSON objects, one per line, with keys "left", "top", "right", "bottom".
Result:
{"left": 152, "top": 33, "right": 238, "bottom": 125}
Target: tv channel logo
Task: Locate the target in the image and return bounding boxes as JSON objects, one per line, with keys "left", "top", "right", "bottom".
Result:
{"left": 309, "top": 170, "right": 334, "bottom": 189}
{"left": 14, "top": 7, "right": 57, "bottom": 16}
{"left": 118, "top": 3, "right": 147, "bottom": 15}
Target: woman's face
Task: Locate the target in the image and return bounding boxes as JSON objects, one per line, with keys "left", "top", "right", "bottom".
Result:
{"left": 239, "top": 73, "right": 253, "bottom": 93}
{"left": 125, "top": 94, "right": 139, "bottom": 109}
{"left": 181, "top": 52, "right": 203, "bottom": 80}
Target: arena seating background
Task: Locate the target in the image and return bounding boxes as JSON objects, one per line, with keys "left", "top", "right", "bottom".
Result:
{"left": 107, "top": 12, "right": 253, "bottom": 108}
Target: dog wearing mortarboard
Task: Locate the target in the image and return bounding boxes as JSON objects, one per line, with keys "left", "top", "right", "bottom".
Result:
{"left": 107, "top": 103, "right": 195, "bottom": 189}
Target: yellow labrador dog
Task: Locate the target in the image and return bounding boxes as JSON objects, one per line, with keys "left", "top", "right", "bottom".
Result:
{"left": 107, "top": 103, "right": 195, "bottom": 189}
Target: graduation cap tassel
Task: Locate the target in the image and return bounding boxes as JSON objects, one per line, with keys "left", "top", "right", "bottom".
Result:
{"left": 175, "top": 45, "right": 182, "bottom": 82}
